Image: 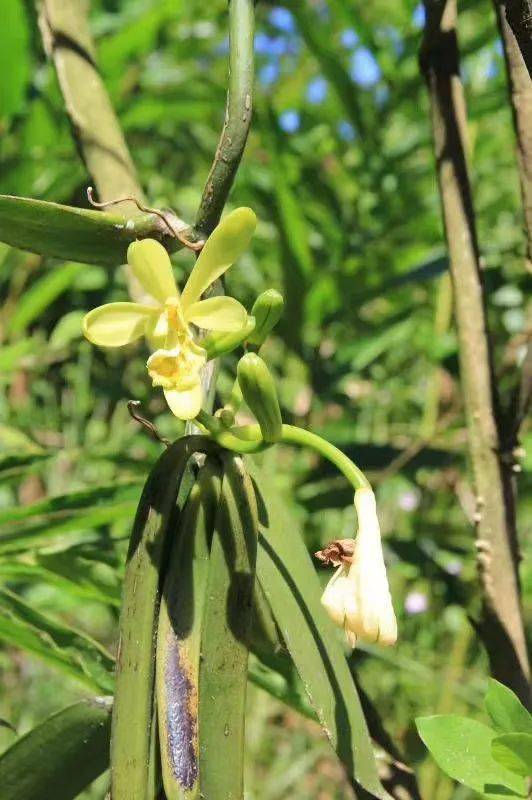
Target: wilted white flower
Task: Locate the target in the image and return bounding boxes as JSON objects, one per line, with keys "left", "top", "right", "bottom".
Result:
{"left": 319, "top": 487, "right": 397, "bottom": 649}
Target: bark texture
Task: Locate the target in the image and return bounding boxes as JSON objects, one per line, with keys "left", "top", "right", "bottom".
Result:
{"left": 421, "top": 0, "right": 530, "bottom": 704}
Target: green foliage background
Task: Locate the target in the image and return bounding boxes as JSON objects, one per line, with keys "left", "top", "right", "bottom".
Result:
{"left": 0, "top": 0, "right": 530, "bottom": 797}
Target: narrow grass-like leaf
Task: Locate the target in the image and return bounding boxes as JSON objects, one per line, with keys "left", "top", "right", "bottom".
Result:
{"left": 0, "top": 501, "right": 137, "bottom": 554}
{"left": 0, "top": 555, "right": 120, "bottom": 608}
{"left": 0, "top": 195, "right": 178, "bottom": 265}
{"left": 248, "top": 654, "right": 317, "bottom": 722}
{"left": 251, "top": 465, "right": 389, "bottom": 800}
{"left": 7, "top": 262, "right": 84, "bottom": 335}
{"left": 0, "top": 480, "right": 140, "bottom": 526}
{"left": 0, "top": 587, "right": 114, "bottom": 692}
{"left": 157, "top": 458, "right": 222, "bottom": 800}
{"left": 198, "top": 456, "right": 259, "bottom": 800}
{"left": 0, "top": 697, "right": 112, "bottom": 800}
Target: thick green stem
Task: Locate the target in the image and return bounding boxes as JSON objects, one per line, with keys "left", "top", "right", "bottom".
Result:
{"left": 195, "top": 413, "right": 370, "bottom": 491}
{"left": 193, "top": 0, "right": 255, "bottom": 238}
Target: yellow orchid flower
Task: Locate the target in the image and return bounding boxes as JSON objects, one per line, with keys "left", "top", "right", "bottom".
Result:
{"left": 83, "top": 207, "right": 257, "bottom": 419}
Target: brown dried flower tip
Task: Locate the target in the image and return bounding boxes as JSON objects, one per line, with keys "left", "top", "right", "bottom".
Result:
{"left": 314, "top": 538, "right": 355, "bottom": 566}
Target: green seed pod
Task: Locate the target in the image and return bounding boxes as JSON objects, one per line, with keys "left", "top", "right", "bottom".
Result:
{"left": 237, "top": 353, "right": 282, "bottom": 443}
{"left": 201, "top": 316, "right": 255, "bottom": 360}
{"left": 247, "top": 289, "right": 284, "bottom": 348}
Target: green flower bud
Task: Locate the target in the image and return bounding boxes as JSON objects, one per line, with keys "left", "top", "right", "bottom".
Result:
{"left": 247, "top": 289, "right": 284, "bottom": 348}
{"left": 202, "top": 316, "right": 256, "bottom": 360}
{"left": 237, "top": 353, "right": 282, "bottom": 443}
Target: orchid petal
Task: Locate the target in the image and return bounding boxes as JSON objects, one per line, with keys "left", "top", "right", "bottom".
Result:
{"left": 163, "top": 383, "right": 203, "bottom": 420}
{"left": 83, "top": 302, "right": 155, "bottom": 347}
{"left": 127, "top": 239, "right": 178, "bottom": 304}
{"left": 181, "top": 208, "right": 256, "bottom": 309}
{"left": 185, "top": 296, "right": 248, "bottom": 331}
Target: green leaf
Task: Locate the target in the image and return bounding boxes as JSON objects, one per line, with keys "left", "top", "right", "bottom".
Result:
{"left": 0, "top": 480, "right": 140, "bottom": 526}
{"left": 7, "top": 262, "right": 84, "bottom": 335}
{"left": 0, "top": 588, "right": 114, "bottom": 692}
{"left": 0, "top": 195, "right": 176, "bottom": 266}
{"left": 492, "top": 734, "right": 532, "bottom": 778}
{"left": 252, "top": 464, "right": 389, "bottom": 800}
{"left": 0, "top": 697, "right": 112, "bottom": 800}
{"left": 199, "top": 456, "right": 259, "bottom": 800}
{"left": 416, "top": 715, "right": 527, "bottom": 798}
{"left": 111, "top": 438, "right": 204, "bottom": 800}
{"left": 485, "top": 679, "right": 532, "bottom": 735}
{"left": 0, "top": 0, "right": 30, "bottom": 121}
{"left": 0, "top": 501, "right": 137, "bottom": 554}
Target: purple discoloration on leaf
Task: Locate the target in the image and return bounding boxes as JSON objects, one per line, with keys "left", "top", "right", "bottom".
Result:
{"left": 164, "top": 637, "right": 198, "bottom": 789}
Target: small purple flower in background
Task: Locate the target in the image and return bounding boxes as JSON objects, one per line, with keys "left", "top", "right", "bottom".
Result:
{"left": 337, "top": 120, "right": 356, "bottom": 141}
{"left": 259, "top": 62, "right": 280, "bottom": 86}
{"left": 350, "top": 47, "right": 381, "bottom": 88}
{"left": 405, "top": 591, "right": 428, "bottom": 615}
{"left": 495, "top": 39, "right": 504, "bottom": 56}
{"left": 268, "top": 7, "right": 296, "bottom": 33}
{"left": 445, "top": 560, "right": 462, "bottom": 576}
{"left": 412, "top": 3, "right": 425, "bottom": 28}
{"left": 279, "top": 110, "right": 300, "bottom": 133}
{"left": 341, "top": 28, "right": 359, "bottom": 49}
{"left": 398, "top": 488, "right": 420, "bottom": 512}
{"left": 307, "top": 76, "right": 328, "bottom": 104}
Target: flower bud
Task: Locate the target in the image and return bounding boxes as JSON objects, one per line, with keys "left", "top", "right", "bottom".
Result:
{"left": 247, "top": 290, "right": 284, "bottom": 348}
{"left": 201, "top": 316, "right": 255, "bottom": 360}
{"left": 237, "top": 353, "right": 282, "bottom": 443}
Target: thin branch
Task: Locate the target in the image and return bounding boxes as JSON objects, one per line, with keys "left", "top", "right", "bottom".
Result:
{"left": 38, "top": 0, "right": 143, "bottom": 214}
{"left": 495, "top": 0, "right": 532, "bottom": 271}
{"left": 420, "top": 0, "right": 530, "bottom": 704}
{"left": 194, "top": 0, "right": 255, "bottom": 238}
{"left": 498, "top": 0, "right": 532, "bottom": 78}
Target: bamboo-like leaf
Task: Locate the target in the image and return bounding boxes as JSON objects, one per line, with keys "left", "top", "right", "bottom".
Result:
{"left": 198, "top": 455, "right": 259, "bottom": 800}
{"left": 0, "top": 503, "right": 137, "bottom": 554}
{"left": 157, "top": 457, "right": 222, "bottom": 800}
{"left": 251, "top": 465, "right": 390, "bottom": 800}
{"left": 0, "top": 587, "right": 114, "bottom": 692}
{"left": 0, "top": 697, "right": 112, "bottom": 800}
{"left": 0, "top": 195, "right": 177, "bottom": 265}
{"left": 111, "top": 436, "right": 215, "bottom": 800}
{"left": 0, "top": 480, "right": 140, "bottom": 526}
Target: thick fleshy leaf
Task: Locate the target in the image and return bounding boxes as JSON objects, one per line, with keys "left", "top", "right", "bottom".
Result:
{"left": 0, "top": 697, "right": 112, "bottom": 800}
{"left": 185, "top": 296, "right": 248, "bottom": 331}
{"left": 127, "top": 239, "right": 178, "bottom": 303}
{"left": 164, "top": 384, "right": 203, "bottom": 420}
{"left": 181, "top": 208, "right": 256, "bottom": 308}
{"left": 0, "top": 195, "right": 177, "bottom": 266}
{"left": 83, "top": 302, "right": 155, "bottom": 347}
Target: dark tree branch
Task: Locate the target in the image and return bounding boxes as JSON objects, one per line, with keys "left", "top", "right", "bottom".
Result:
{"left": 499, "top": 0, "right": 532, "bottom": 79}
{"left": 495, "top": 0, "right": 532, "bottom": 272}
{"left": 420, "top": 0, "right": 530, "bottom": 705}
